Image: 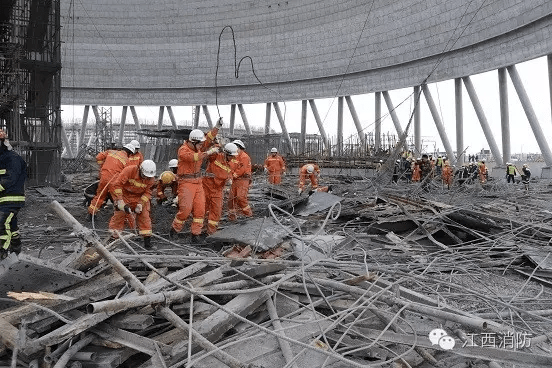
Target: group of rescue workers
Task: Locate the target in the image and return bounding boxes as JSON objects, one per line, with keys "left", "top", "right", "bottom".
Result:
{"left": 85, "top": 118, "right": 333, "bottom": 249}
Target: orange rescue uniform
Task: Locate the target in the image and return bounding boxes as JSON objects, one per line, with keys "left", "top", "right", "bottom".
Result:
{"left": 442, "top": 165, "right": 453, "bottom": 187}
{"left": 228, "top": 150, "right": 253, "bottom": 221}
{"left": 479, "top": 163, "right": 487, "bottom": 184}
{"left": 264, "top": 154, "right": 286, "bottom": 184}
{"left": 88, "top": 150, "right": 128, "bottom": 215}
{"left": 299, "top": 164, "right": 321, "bottom": 191}
{"left": 156, "top": 171, "right": 178, "bottom": 202}
{"left": 128, "top": 151, "right": 144, "bottom": 167}
{"left": 109, "top": 165, "right": 155, "bottom": 237}
{"left": 412, "top": 162, "right": 421, "bottom": 182}
{"left": 172, "top": 128, "right": 219, "bottom": 235}
{"left": 203, "top": 151, "right": 236, "bottom": 234}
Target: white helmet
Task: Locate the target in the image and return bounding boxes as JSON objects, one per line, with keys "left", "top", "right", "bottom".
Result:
{"left": 306, "top": 164, "right": 314, "bottom": 174}
{"left": 140, "top": 160, "right": 156, "bottom": 178}
{"left": 189, "top": 129, "right": 205, "bottom": 142}
{"left": 270, "top": 147, "right": 278, "bottom": 153}
{"left": 168, "top": 159, "right": 178, "bottom": 168}
{"left": 233, "top": 139, "right": 245, "bottom": 149}
{"left": 130, "top": 139, "right": 140, "bottom": 151}
{"left": 223, "top": 142, "right": 239, "bottom": 156}
{"left": 123, "top": 143, "right": 136, "bottom": 154}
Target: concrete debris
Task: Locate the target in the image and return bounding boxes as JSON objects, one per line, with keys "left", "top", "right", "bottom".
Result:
{"left": 1, "top": 176, "right": 552, "bottom": 368}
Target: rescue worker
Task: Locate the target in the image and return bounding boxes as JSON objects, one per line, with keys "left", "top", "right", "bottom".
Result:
{"left": 436, "top": 155, "right": 444, "bottom": 175}
{"left": 156, "top": 159, "right": 178, "bottom": 205}
{"left": 109, "top": 160, "right": 157, "bottom": 248}
{"left": 375, "top": 160, "right": 383, "bottom": 173}
{"left": 442, "top": 160, "right": 453, "bottom": 189}
{"left": 264, "top": 147, "right": 286, "bottom": 184}
{"left": 506, "top": 162, "right": 518, "bottom": 183}
{"left": 228, "top": 140, "right": 253, "bottom": 221}
{"left": 521, "top": 164, "right": 531, "bottom": 191}
{"left": 202, "top": 143, "right": 238, "bottom": 235}
{"left": 419, "top": 154, "right": 432, "bottom": 191}
{"left": 0, "top": 130, "right": 26, "bottom": 259}
{"left": 392, "top": 159, "right": 400, "bottom": 183}
{"left": 169, "top": 119, "right": 223, "bottom": 242}
{"left": 478, "top": 160, "right": 487, "bottom": 184}
{"left": 412, "top": 159, "right": 421, "bottom": 182}
{"left": 127, "top": 139, "right": 144, "bottom": 167}
{"left": 88, "top": 143, "right": 134, "bottom": 216}
{"left": 298, "top": 164, "right": 330, "bottom": 194}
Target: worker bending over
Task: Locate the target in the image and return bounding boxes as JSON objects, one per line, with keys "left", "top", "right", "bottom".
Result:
{"left": 156, "top": 159, "right": 178, "bottom": 205}
{"left": 264, "top": 147, "right": 286, "bottom": 184}
{"left": 109, "top": 160, "right": 156, "bottom": 248}
{"left": 298, "top": 164, "right": 330, "bottom": 194}
{"left": 170, "top": 119, "right": 222, "bottom": 242}
{"left": 228, "top": 140, "right": 253, "bottom": 221}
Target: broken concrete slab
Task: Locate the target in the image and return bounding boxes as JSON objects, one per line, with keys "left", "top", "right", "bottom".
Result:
{"left": 295, "top": 191, "right": 342, "bottom": 216}
{"left": 292, "top": 234, "right": 345, "bottom": 261}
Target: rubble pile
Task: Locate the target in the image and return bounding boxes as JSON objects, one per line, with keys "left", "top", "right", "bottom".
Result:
{"left": 1, "top": 175, "right": 552, "bottom": 368}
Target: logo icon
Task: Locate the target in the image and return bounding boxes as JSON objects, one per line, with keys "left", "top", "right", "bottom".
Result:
{"left": 428, "top": 328, "right": 456, "bottom": 350}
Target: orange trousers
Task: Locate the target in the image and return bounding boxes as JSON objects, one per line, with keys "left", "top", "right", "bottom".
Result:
{"left": 108, "top": 199, "right": 152, "bottom": 237}
{"left": 172, "top": 179, "right": 205, "bottom": 235}
{"left": 88, "top": 177, "right": 112, "bottom": 214}
{"left": 202, "top": 178, "right": 224, "bottom": 234}
{"left": 228, "top": 178, "right": 253, "bottom": 221}
{"left": 268, "top": 171, "right": 283, "bottom": 184}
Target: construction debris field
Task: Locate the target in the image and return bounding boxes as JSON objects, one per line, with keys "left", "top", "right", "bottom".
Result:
{"left": 1, "top": 170, "right": 552, "bottom": 368}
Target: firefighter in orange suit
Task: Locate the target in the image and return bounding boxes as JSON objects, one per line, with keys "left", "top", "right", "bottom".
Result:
{"left": 170, "top": 119, "right": 222, "bottom": 242}
{"left": 127, "top": 139, "right": 144, "bottom": 167}
{"left": 478, "top": 160, "right": 487, "bottom": 184}
{"left": 264, "top": 147, "right": 286, "bottom": 184}
{"left": 88, "top": 143, "right": 135, "bottom": 216}
{"left": 203, "top": 143, "right": 238, "bottom": 234}
{"left": 442, "top": 161, "right": 453, "bottom": 189}
{"left": 156, "top": 159, "right": 178, "bottom": 205}
{"left": 109, "top": 160, "right": 157, "bottom": 248}
{"left": 228, "top": 140, "right": 253, "bottom": 221}
{"left": 298, "top": 164, "right": 329, "bottom": 194}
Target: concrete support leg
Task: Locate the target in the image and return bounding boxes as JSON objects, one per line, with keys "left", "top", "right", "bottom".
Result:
{"left": 414, "top": 86, "right": 421, "bottom": 156}
{"left": 78, "top": 105, "right": 89, "bottom": 153}
{"left": 300, "top": 100, "right": 307, "bottom": 154}
{"left": 548, "top": 55, "right": 552, "bottom": 127}
{"left": 382, "top": 91, "right": 405, "bottom": 150}
{"left": 237, "top": 104, "right": 252, "bottom": 135}
{"left": 201, "top": 105, "right": 212, "bottom": 129}
{"left": 157, "top": 106, "right": 165, "bottom": 130}
{"left": 375, "top": 92, "right": 381, "bottom": 152}
{"left": 454, "top": 79, "right": 463, "bottom": 166}
{"left": 118, "top": 106, "right": 127, "bottom": 145}
{"left": 337, "top": 96, "right": 343, "bottom": 156}
{"left": 507, "top": 65, "right": 552, "bottom": 166}
{"left": 193, "top": 105, "right": 200, "bottom": 129}
{"left": 230, "top": 104, "right": 236, "bottom": 135}
{"left": 421, "top": 84, "right": 455, "bottom": 164}
{"left": 264, "top": 103, "right": 271, "bottom": 134}
{"left": 167, "top": 106, "right": 178, "bottom": 129}
{"left": 498, "top": 68, "right": 510, "bottom": 166}
{"left": 345, "top": 95, "right": 366, "bottom": 146}
{"left": 308, "top": 99, "right": 329, "bottom": 152}
{"left": 91, "top": 105, "right": 100, "bottom": 123}
{"left": 129, "top": 106, "right": 142, "bottom": 143}
{"left": 273, "top": 102, "right": 294, "bottom": 155}
{"left": 61, "top": 125, "right": 73, "bottom": 158}
{"left": 462, "top": 76, "right": 502, "bottom": 164}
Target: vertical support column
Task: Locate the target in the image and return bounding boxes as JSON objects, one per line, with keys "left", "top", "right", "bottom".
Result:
{"left": 61, "top": 125, "right": 73, "bottom": 158}
{"left": 129, "top": 106, "right": 142, "bottom": 143}
{"left": 507, "top": 65, "right": 552, "bottom": 166}
{"left": 382, "top": 91, "right": 405, "bottom": 150}
{"left": 201, "top": 105, "right": 213, "bottom": 129}
{"left": 273, "top": 102, "right": 295, "bottom": 155}
{"left": 337, "top": 97, "right": 344, "bottom": 156}
{"left": 548, "top": 55, "right": 552, "bottom": 127}
{"left": 375, "top": 92, "right": 381, "bottom": 152}
{"left": 237, "top": 104, "right": 252, "bottom": 135}
{"left": 167, "top": 106, "right": 178, "bottom": 129}
{"left": 78, "top": 105, "right": 89, "bottom": 152}
{"left": 300, "top": 100, "right": 307, "bottom": 154}
{"left": 345, "top": 96, "right": 366, "bottom": 145}
{"left": 421, "top": 84, "right": 455, "bottom": 164}
{"left": 118, "top": 106, "right": 127, "bottom": 145}
{"left": 462, "top": 76, "right": 502, "bottom": 164}
{"left": 308, "top": 99, "right": 329, "bottom": 151}
{"left": 229, "top": 104, "right": 236, "bottom": 135}
{"left": 157, "top": 106, "right": 165, "bottom": 130}
{"left": 91, "top": 105, "right": 101, "bottom": 122}
{"left": 454, "top": 79, "right": 463, "bottom": 166}
{"left": 264, "top": 103, "right": 271, "bottom": 134}
{"left": 193, "top": 105, "right": 200, "bottom": 129}
{"left": 498, "top": 68, "right": 510, "bottom": 166}
{"left": 413, "top": 86, "right": 421, "bottom": 155}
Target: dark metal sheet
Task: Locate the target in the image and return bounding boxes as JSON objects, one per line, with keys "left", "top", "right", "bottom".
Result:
{"left": 296, "top": 191, "right": 342, "bottom": 216}
{"left": 208, "top": 217, "right": 290, "bottom": 251}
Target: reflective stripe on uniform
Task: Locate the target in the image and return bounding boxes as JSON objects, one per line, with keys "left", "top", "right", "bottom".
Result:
{"left": 0, "top": 169, "right": 6, "bottom": 174}
{"left": 173, "top": 218, "right": 184, "bottom": 225}
{"left": 139, "top": 229, "right": 152, "bottom": 235}
{"left": 214, "top": 160, "right": 231, "bottom": 173}
{"left": 129, "top": 179, "right": 147, "bottom": 188}
{"left": 108, "top": 151, "right": 127, "bottom": 165}
{"left": 1, "top": 212, "right": 14, "bottom": 250}
{"left": 194, "top": 153, "right": 199, "bottom": 162}
{"left": 242, "top": 205, "right": 251, "bottom": 211}
{"left": 208, "top": 220, "right": 218, "bottom": 226}
{"left": 141, "top": 195, "right": 149, "bottom": 202}
{"left": 0, "top": 185, "right": 4, "bottom": 192}
{"left": 207, "top": 131, "right": 214, "bottom": 140}
{"left": 192, "top": 218, "right": 204, "bottom": 224}
{"left": 114, "top": 189, "right": 123, "bottom": 195}
{"left": 0, "top": 195, "right": 24, "bottom": 203}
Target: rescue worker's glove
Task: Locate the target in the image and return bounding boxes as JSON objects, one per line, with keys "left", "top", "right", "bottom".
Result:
{"left": 282, "top": 171, "right": 286, "bottom": 177}
{"left": 205, "top": 146, "right": 220, "bottom": 156}
{"left": 264, "top": 167, "right": 268, "bottom": 174}
{"left": 297, "top": 188, "right": 303, "bottom": 195}
{"left": 117, "top": 200, "right": 126, "bottom": 211}
{"left": 172, "top": 196, "right": 179, "bottom": 207}
{"left": 135, "top": 203, "right": 143, "bottom": 214}
{"left": 216, "top": 117, "right": 224, "bottom": 128}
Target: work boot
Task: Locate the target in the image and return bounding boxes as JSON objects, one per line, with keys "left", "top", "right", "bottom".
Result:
{"left": 10, "top": 236, "right": 21, "bottom": 255}
{"left": 327, "top": 185, "right": 333, "bottom": 193}
{"left": 169, "top": 227, "right": 178, "bottom": 239}
{"left": 143, "top": 236, "right": 153, "bottom": 249}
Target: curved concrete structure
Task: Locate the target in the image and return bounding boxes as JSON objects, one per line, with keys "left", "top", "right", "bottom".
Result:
{"left": 61, "top": 0, "right": 552, "bottom": 105}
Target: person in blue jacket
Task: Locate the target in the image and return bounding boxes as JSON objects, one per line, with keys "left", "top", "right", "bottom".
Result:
{"left": 0, "top": 129, "right": 26, "bottom": 259}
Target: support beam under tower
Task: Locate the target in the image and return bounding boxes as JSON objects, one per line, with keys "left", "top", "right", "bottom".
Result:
{"left": 273, "top": 102, "right": 294, "bottom": 155}
{"left": 201, "top": 105, "right": 212, "bottom": 129}
{"left": 167, "top": 106, "right": 178, "bottom": 129}
{"left": 421, "top": 84, "right": 455, "bottom": 164}
{"left": 229, "top": 104, "right": 236, "bottom": 135}
{"left": 78, "top": 105, "right": 89, "bottom": 153}
{"left": 344, "top": 96, "right": 366, "bottom": 145}
{"left": 300, "top": 100, "right": 307, "bottom": 154}
{"left": 337, "top": 97, "right": 343, "bottom": 155}
{"left": 237, "top": 104, "right": 252, "bottom": 135}
{"left": 498, "top": 68, "right": 510, "bottom": 166}
{"left": 264, "top": 103, "right": 271, "bottom": 134}
{"left": 308, "top": 99, "right": 329, "bottom": 152}
{"left": 413, "top": 86, "right": 421, "bottom": 156}
{"left": 375, "top": 92, "right": 381, "bottom": 152}
{"left": 382, "top": 91, "right": 405, "bottom": 150}
{"left": 454, "top": 79, "right": 463, "bottom": 166}
{"left": 157, "top": 106, "right": 165, "bottom": 130}
{"left": 118, "top": 106, "right": 127, "bottom": 145}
